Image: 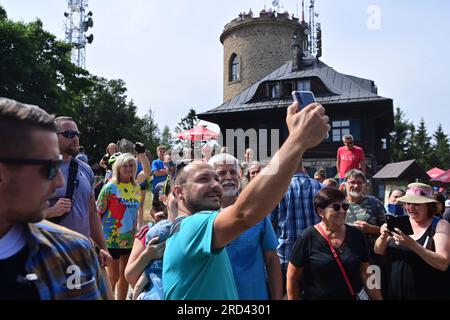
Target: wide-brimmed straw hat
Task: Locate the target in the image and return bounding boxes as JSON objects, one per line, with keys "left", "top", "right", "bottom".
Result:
{"left": 396, "top": 183, "right": 437, "bottom": 204}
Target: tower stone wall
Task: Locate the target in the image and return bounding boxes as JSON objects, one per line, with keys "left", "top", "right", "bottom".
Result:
{"left": 221, "top": 11, "right": 307, "bottom": 102}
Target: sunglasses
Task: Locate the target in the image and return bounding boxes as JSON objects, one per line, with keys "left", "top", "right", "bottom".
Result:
{"left": 57, "top": 130, "right": 80, "bottom": 139}
{"left": 172, "top": 159, "right": 193, "bottom": 181}
{"left": 0, "top": 155, "right": 63, "bottom": 180}
{"left": 327, "top": 203, "right": 350, "bottom": 212}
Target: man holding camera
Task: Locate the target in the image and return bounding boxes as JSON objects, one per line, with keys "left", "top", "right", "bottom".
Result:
{"left": 44, "top": 116, "right": 112, "bottom": 268}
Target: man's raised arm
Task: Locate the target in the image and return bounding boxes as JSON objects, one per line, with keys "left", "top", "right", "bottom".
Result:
{"left": 213, "top": 102, "right": 330, "bottom": 249}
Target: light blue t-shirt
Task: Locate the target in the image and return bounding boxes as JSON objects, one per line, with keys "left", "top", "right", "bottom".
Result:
{"left": 163, "top": 211, "right": 239, "bottom": 300}
{"left": 226, "top": 217, "right": 278, "bottom": 300}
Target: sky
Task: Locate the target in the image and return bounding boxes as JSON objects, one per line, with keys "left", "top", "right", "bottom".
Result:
{"left": 1, "top": 0, "right": 449, "bottom": 136}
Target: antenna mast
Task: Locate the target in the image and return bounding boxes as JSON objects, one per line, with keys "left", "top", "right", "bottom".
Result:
{"left": 64, "top": 0, "right": 94, "bottom": 68}
{"left": 272, "top": 0, "right": 281, "bottom": 13}
{"left": 306, "top": 0, "right": 321, "bottom": 58}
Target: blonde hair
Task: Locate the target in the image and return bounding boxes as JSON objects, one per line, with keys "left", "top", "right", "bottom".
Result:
{"left": 106, "top": 143, "right": 118, "bottom": 155}
{"left": 111, "top": 153, "right": 137, "bottom": 185}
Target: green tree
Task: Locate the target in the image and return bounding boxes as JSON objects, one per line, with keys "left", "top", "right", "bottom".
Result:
{"left": 430, "top": 124, "right": 450, "bottom": 169}
{"left": 72, "top": 77, "right": 148, "bottom": 162}
{"left": 0, "top": 12, "right": 88, "bottom": 115}
{"left": 0, "top": 5, "right": 7, "bottom": 20}
{"left": 410, "top": 118, "right": 432, "bottom": 169}
{"left": 161, "top": 125, "right": 173, "bottom": 149}
{"left": 138, "top": 108, "right": 161, "bottom": 158}
{"left": 389, "top": 107, "right": 414, "bottom": 162}
{"left": 175, "top": 108, "right": 198, "bottom": 133}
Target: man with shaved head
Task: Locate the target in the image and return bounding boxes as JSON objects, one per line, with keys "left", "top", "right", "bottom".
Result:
{"left": 163, "top": 101, "right": 330, "bottom": 300}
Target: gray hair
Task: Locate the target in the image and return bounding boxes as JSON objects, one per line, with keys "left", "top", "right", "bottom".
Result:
{"left": 344, "top": 169, "right": 366, "bottom": 182}
{"left": 208, "top": 153, "right": 239, "bottom": 171}
{"left": 342, "top": 134, "right": 353, "bottom": 141}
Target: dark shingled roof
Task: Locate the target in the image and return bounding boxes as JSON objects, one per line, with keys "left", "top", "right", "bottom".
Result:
{"left": 373, "top": 160, "right": 430, "bottom": 181}
{"left": 199, "top": 59, "right": 391, "bottom": 116}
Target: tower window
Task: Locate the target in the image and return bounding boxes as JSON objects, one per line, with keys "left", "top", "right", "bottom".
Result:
{"left": 230, "top": 54, "right": 240, "bottom": 82}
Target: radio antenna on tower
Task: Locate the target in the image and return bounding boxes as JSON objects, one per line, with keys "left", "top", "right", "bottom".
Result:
{"left": 272, "top": 0, "right": 281, "bottom": 13}
{"left": 64, "top": 0, "right": 94, "bottom": 69}
{"left": 306, "top": 0, "right": 321, "bottom": 58}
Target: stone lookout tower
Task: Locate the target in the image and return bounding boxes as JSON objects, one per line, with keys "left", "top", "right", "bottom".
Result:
{"left": 221, "top": 9, "right": 307, "bottom": 102}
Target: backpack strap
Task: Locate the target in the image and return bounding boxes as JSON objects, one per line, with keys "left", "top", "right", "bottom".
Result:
{"left": 47, "top": 158, "right": 79, "bottom": 224}
{"left": 65, "top": 157, "right": 79, "bottom": 200}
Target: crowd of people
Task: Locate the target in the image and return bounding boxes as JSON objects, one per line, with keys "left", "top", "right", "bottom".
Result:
{"left": 1, "top": 96, "right": 449, "bottom": 300}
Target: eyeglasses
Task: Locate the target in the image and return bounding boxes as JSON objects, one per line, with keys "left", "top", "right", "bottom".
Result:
{"left": 172, "top": 159, "right": 193, "bottom": 181}
{"left": 57, "top": 130, "right": 80, "bottom": 139}
{"left": 0, "top": 155, "right": 63, "bottom": 180}
{"left": 327, "top": 203, "right": 350, "bottom": 212}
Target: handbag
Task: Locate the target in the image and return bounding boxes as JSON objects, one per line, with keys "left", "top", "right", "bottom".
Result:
{"left": 314, "top": 224, "right": 370, "bottom": 300}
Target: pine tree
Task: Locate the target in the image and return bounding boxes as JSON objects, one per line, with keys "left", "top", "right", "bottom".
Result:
{"left": 175, "top": 108, "right": 198, "bottom": 133}
{"left": 161, "top": 125, "right": 173, "bottom": 149}
{"left": 430, "top": 124, "right": 450, "bottom": 169}
{"left": 389, "top": 107, "right": 414, "bottom": 162}
{"left": 410, "top": 118, "right": 432, "bottom": 169}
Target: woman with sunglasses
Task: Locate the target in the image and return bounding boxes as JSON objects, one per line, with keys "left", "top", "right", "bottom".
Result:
{"left": 96, "top": 146, "right": 151, "bottom": 300}
{"left": 374, "top": 183, "right": 450, "bottom": 300}
{"left": 287, "top": 188, "right": 382, "bottom": 300}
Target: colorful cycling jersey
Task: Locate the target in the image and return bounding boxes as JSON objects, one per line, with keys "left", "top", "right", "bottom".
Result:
{"left": 96, "top": 181, "right": 141, "bottom": 249}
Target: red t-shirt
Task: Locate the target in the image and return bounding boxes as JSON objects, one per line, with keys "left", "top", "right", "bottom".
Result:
{"left": 337, "top": 146, "right": 365, "bottom": 178}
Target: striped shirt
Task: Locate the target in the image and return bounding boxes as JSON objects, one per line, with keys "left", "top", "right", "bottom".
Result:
{"left": 270, "top": 173, "right": 322, "bottom": 272}
{"left": 22, "top": 221, "right": 108, "bottom": 300}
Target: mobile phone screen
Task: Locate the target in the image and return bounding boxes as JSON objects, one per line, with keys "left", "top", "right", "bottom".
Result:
{"left": 292, "top": 91, "right": 329, "bottom": 139}
{"left": 292, "top": 91, "right": 316, "bottom": 110}
{"left": 385, "top": 214, "right": 413, "bottom": 235}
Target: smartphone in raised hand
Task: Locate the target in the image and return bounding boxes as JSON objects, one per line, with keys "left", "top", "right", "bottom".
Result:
{"left": 292, "top": 91, "right": 316, "bottom": 111}
{"left": 292, "top": 91, "right": 329, "bottom": 139}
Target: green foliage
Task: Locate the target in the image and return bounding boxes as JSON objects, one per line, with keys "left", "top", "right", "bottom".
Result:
{"left": 410, "top": 119, "right": 432, "bottom": 169}
{"left": 176, "top": 108, "right": 198, "bottom": 133}
{"left": 389, "top": 107, "right": 414, "bottom": 162}
{"left": 0, "top": 16, "right": 87, "bottom": 116}
{"left": 139, "top": 108, "right": 161, "bottom": 158}
{"left": 390, "top": 108, "right": 449, "bottom": 170}
{"left": 161, "top": 125, "right": 173, "bottom": 149}
{"left": 0, "top": 9, "right": 161, "bottom": 165}
{"left": 430, "top": 124, "right": 450, "bottom": 169}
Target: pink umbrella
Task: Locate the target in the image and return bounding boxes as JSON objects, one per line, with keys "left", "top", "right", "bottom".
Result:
{"left": 427, "top": 167, "right": 445, "bottom": 179}
{"left": 432, "top": 170, "right": 450, "bottom": 183}
{"left": 177, "top": 126, "right": 219, "bottom": 142}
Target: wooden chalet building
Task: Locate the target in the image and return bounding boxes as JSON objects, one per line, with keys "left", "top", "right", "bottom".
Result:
{"left": 198, "top": 58, "right": 394, "bottom": 178}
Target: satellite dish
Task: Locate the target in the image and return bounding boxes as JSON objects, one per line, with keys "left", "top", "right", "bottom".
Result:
{"left": 86, "top": 34, "right": 94, "bottom": 44}
{"left": 87, "top": 17, "right": 93, "bottom": 28}
{"left": 64, "top": 12, "right": 69, "bottom": 18}
{"left": 87, "top": 11, "right": 93, "bottom": 17}
{"left": 304, "top": 28, "right": 310, "bottom": 35}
